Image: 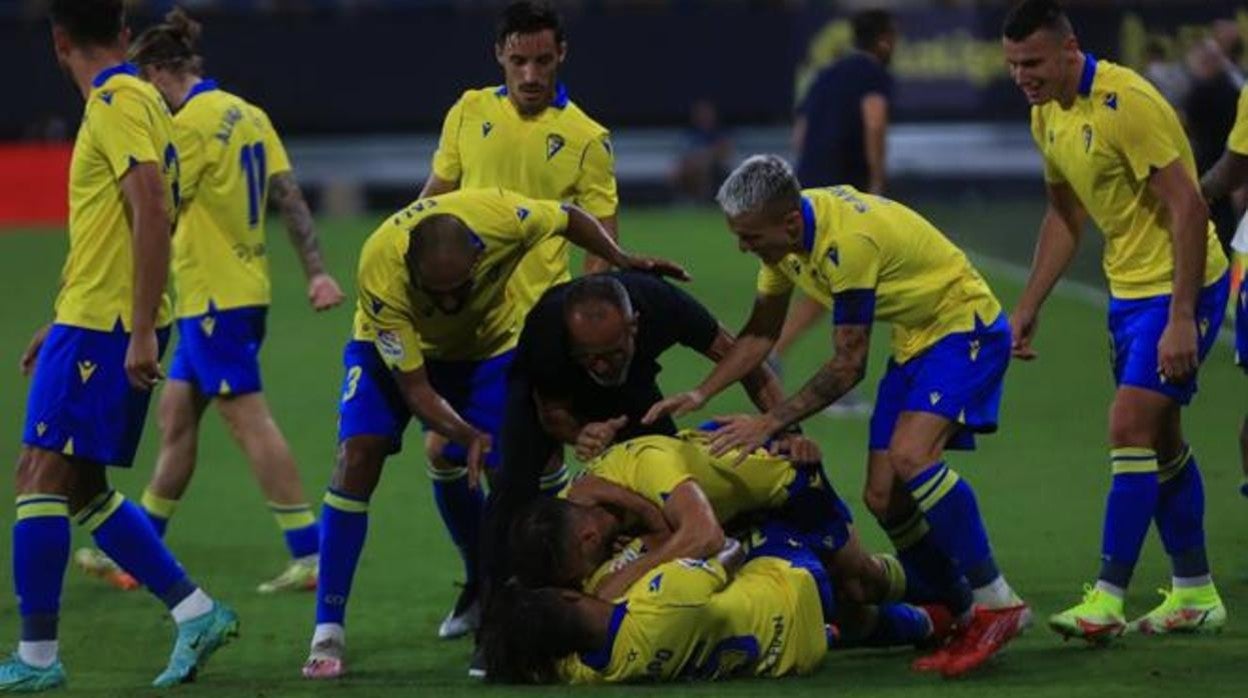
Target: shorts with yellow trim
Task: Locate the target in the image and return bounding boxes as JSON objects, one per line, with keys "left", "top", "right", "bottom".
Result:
{"left": 869, "top": 313, "right": 1009, "bottom": 452}
{"left": 22, "top": 322, "right": 170, "bottom": 467}
{"left": 168, "top": 304, "right": 267, "bottom": 397}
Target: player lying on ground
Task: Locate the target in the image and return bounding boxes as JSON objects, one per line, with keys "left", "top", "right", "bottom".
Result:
{"left": 487, "top": 521, "right": 847, "bottom": 683}
{"left": 645, "top": 154, "right": 1029, "bottom": 678}
{"left": 302, "top": 188, "right": 687, "bottom": 679}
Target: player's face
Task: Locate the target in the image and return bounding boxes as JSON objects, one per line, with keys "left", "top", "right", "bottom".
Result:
{"left": 725, "top": 207, "right": 803, "bottom": 265}
{"left": 415, "top": 253, "right": 479, "bottom": 315}
{"left": 496, "top": 29, "right": 566, "bottom": 117}
{"left": 567, "top": 305, "right": 638, "bottom": 388}
{"left": 1003, "top": 29, "right": 1077, "bottom": 106}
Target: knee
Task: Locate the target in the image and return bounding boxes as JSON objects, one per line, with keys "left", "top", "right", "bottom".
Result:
{"left": 14, "top": 448, "right": 73, "bottom": 496}
{"left": 159, "top": 396, "right": 199, "bottom": 443}
{"left": 331, "top": 439, "right": 386, "bottom": 497}
{"left": 887, "top": 446, "right": 932, "bottom": 482}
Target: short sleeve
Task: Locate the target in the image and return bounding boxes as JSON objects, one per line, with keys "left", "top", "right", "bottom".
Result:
{"left": 1030, "top": 108, "right": 1065, "bottom": 184}
{"left": 431, "top": 94, "right": 467, "bottom": 183}
{"left": 1112, "top": 87, "right": 1182, "bottom": 181}
{"left": 259, "top": 109, "right": 292, "bottom": 177}
{"left": 359, "top": 278, "right": 425, "bottom": 373}
{"left": 1227, "top": 88, "right": 1248, "bottom": 156}
{"left": 573, "top": 133, "right": 619, "bottom": 219}
{"left": 91, "top": 89, "right": 161, "bottom": 181}
{"left": 826, "top": 233, "right": 880, "bottom": 326}
{"left": 756, "top": 262, "right": 795, "bottom": 297}
{"left": 627, "top": 274, "right": 718, "bottom": 353}
{"left": 506, "top": 191, "right": 569, "bottom": 249}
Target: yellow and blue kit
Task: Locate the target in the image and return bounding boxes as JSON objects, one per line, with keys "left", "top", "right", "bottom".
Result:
{"left": 22, "top": 63, "right": 178, "bottom": 467}
{"left": 756, "top": 186, "right": 1009, "bottom": 451}
{"left": 561, "top": 528, "right": 832, "bottom": 683}
{"left": 570, "top": 430, "right": 853, "bottom": 556}
{"left": 164, "top": 79, "right": 292, "bottom": 397}
{"left": 1031, "top": 54, "right": 1229, "bottom": 402}
{"left": 432, "top": 85, "right": 617, "bottom": 314}
{"left": 1227, "top": 86, "right": 1248, "bottom": 372}
{"left": 336, "top": 188, "right": 568, "bottom": 466}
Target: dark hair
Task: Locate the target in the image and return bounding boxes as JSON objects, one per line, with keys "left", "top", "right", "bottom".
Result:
{"left": 405, "top": 214, "right": 477, "bottom": 276}
{"left": 49, "top": 0, "right": 125, "bottom": 48}
{"left": 495, "top": 1, "right": 564, "bottom": 46}
{"left": 129, "top": 7, "right": 203, "bottom": 75}
{"left": 1002, "top": 0, "right": 1073, "bottom": 42}
{"left": 563, "top": 275, "right": 634, "bottom": 321}
{"left": 852, "top": 9, "right": 895, "bottom": 51}
{"left": 509, "top": 498, "right": 579, "bottom": 588}
{"left": 482, "top": 581, "right": 597, "bottom": 684}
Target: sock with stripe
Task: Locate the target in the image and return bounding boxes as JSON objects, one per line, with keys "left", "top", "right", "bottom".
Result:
{"left": 140, "top": 487, "right": 179, "bottom": 538}
{"left": 906, "top": 462, "right": 1008, "bottom": 614}
{"left": 270, "top": 502, "right": 319, "bottom": 559}
{"left": 316, "top": 489, "right": 369, "bottom": 626}
{"left": 879, "top": 509, "right": 958, "bottom": 606}
{"left": 14, "top": 494, "right": 70, "bottom": 668}
{"left": 539, "top": 463, "right": 571, "bottom": 497}
{"left": 429, "top": 465, "right": 484, "bottom": 588}
{"left": 1154, "top": 445, "right": 1211, "bottom": 587}
{"left": 1098, "top": 447, "right": 1160, "bottom": 590}
{"left": 79, "top": 490, "right": 206, "bottom": 617}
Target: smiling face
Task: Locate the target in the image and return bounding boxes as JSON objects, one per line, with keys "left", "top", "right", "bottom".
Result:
{"left": 724, "top": 204, "right": 803, "bottom": 266}
{"left": 566, "top": 301, "right": 637, "bottom": 388}
{"left": 1003, "top": 25, "right": 1080, "bottom": 107}
{"left": 496, "top": 28, "right": 565, "bottom": 117}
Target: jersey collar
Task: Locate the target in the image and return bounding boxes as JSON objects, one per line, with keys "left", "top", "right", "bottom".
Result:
{"left": 1077, "top": 52, "right": 1097, "bottom": 99}
{"left": 494, "top": 82, "right": 570, "bottom": 110}
{"left": 800, "top": 195, "right": 817, "bottom": 253}
{"left": 91, "top": 62, "right": 139, "bottom": 89}
{"left": 578, "top": 602, "right": 628, "bottom": 672}
{"left": 184, "top": 78, "right": 219, "bottom": 104}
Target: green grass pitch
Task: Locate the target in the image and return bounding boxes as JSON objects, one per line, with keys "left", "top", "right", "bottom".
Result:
{"left": 0, "top": 199, "right": 1245, "bottom": 697}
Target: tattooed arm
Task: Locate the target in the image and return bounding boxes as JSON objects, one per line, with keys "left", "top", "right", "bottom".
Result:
{"left": 269, "top": 172, "right": 344, "bottom": 311}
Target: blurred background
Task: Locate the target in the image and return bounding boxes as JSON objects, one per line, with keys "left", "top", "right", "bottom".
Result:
{"left": 2, "top": 0, "right": 1246, "bottom": 256}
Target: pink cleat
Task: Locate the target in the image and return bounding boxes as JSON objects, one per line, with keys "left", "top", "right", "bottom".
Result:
{"left": 302, "top": 655, "right": 344, "bottom": 680}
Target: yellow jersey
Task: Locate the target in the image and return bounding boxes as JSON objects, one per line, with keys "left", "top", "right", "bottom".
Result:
{"left": 568, "top": 431, "right": 803, "bottom": 525}
{"left": 351, "top": 188, "right": 568, "bottom": 370}
{"left": 431, "top": 85, "right": 618, "bottom": 313}
{"left": 1228, "top": 87, "right": 1248, "bottom": 157}
{"left": 1030, "top": 54, "right": 1227, "bottom": 298}
{"left": 562, "top": 556, "right": 827, "bottom": 682}
{"left": 169, "top": 80, "right": 292, "bottom": 317}
{"left": 57, "top": 63, "right": 178, "bottom": 332}
{"left": 756, "top": 186, "right": 1002, "bottom": 363}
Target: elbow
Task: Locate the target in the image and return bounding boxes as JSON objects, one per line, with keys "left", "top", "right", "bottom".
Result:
{"left": 690, "top": 524, "right": 726, "bottom": 560}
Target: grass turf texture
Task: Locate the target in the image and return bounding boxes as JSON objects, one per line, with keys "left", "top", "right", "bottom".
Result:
{"left": 0, "top": 198, "right": 1245, "bottom": 697}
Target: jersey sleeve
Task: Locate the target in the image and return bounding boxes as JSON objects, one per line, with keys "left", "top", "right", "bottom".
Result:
{"left": 1228, "top": 88, "right": 1248, "bottom": 156}
{"left": 648, "top": 277, "right": 719, "bottom": 353}
{"left": 629, "top": 445, "right": 696, "bottom": 504}
{"left": 1112, "top": 87, "right": 1183, "bottom": 181}
{"left": 1029, "top": 108, "right": 1065, "bottom": 184}
{"left": 573, "top": 133, "right": 619, "bottom": 219}
{"left": 431, "top": 94, "right": 467, "bottom": 183}
{"left": 92, "top": 89, "right": 162, "bottom": 181}
{"left": 358, "top": 256, "right": 425, "bottom": 372}
{"left": 826, "top": 232, "right": 881, "bottom": 326}
{"left": 755, "top": 262, "right": 795, "bottom": 297}
{"left": 258, "top": 109, "right": 293, "bottom": 177}
{"left": 172, "top": 120, "right": 207, "bottom": 203}
{"left": 505, "top": 190, "right": 570, "bottom": 248}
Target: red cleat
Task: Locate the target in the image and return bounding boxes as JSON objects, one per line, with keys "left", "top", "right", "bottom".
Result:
{"left": 920, "top": 604, "right": 956, "bottom": 644}
{"left": 940, "top": 604, "right": 1030, "bottom": 679}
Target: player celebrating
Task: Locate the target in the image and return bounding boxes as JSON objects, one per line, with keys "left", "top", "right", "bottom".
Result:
{"left": 73, "top": 7, "right": 345, "bottom": 596}
{"left": 1197, "top": 70, "right": 1248, "bottom": 499}
{"left": 1002, "top": 0, "right": 1230, "bottom": 640}
{"left": 302, "top": 188, "right": 686, "bottom": 679}
{"left": 418, "top": 0, "right": 619, "bottom": 638}
{"left": 3, "top": 1, "right": 237, "bottom": 691}
{"left": 646, "top": 155, "right": 1028, "bottom": 677}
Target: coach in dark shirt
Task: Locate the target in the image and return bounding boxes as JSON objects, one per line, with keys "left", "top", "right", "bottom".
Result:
{"left": 795, "top": 9, "right": 896, "bottom": 193}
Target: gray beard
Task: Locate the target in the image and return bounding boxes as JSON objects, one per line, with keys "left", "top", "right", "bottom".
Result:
{"left": 587, "top": 354, "right": 633, "bottom": 388}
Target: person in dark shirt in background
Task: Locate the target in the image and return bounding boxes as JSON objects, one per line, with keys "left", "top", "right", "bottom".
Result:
{"left": 781, "top": 8, "right": 898, "bottom": 416}
{"left": 1185, "top": 36, "right": 1243, "bottom": 252}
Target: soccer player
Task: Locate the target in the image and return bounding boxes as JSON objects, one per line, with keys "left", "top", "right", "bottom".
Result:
{"left": 484, "top": 527, "right": 831, "bottom": 683}
{"left": 1198, "top": 74, "right": 1248, "bottom": 499}
{"left": 646, "top": 155, "right": 1028, "bottom": 677}
{"left": 301, "top": 188, "right": 685, "bottom": 679}
{"left": 1002, "top": 0, "right": 1230, "bottom": 640}
{"left": 72, "top": 7, "right": 346, "bottom": 595}
{"left": 419, "top": 0, "right": 619, "bottom": 638}
{"left": 2, "top": 1, "right": 238, "bottom": 690}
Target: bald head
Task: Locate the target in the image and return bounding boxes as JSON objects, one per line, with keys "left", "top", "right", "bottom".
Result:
{"left": 563, "top": 276, "right": 637, "bottom": 387}
{"left": 406, "top": 214, "right": 482, "bottom": 314}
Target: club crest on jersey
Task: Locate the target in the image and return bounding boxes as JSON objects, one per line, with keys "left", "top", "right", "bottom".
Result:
{"left": 546, "top": 133, "right": 566, "bottom": 160}
{"left": 482, "top": 121, "right": 493, "bottom": 137}
{"left": 1082, "top": 124, "right": 1093, "bottom": 153}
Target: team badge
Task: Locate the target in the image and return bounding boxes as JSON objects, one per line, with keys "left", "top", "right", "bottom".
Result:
{"left": 482, "top": 121, "right": 493, "bottom": 137}
{"left": 546, "top": 133, "right": 565, "bottom": 160}
{"left": 1082, "top": 124, "right": 1093, "bottom": 153}
{"left": 376, "top": 330, "right": 405, "bottom": 364}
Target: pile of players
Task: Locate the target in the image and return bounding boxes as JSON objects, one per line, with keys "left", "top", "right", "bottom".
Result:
{"left": 5, "top": 0, "right": 1245, "bottom": 691}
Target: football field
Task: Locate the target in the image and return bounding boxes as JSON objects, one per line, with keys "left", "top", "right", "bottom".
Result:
{"left": 0, "top": 199, "right": 1245, "bottom": 697}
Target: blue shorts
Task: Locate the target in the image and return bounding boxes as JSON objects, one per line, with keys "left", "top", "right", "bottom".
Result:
{"left": 168, "top": 305, "right": 267, "bottom": 397}
{"left": 1236, "top": 279, "right": 1247, "bottom": 373}
{"left": 869, "top": 313, "right": 1010, "bottom": 452}
{"left": 1109, "top": 273, "right": 1229, "bottom": 404}
{"left": 22, "top": 322, "right": 171, "bottom": 468}
{"left": 336, "top": 340, "right": 513, "bottom": 469}
{"left": 780, "top": 463, "right": 854, "bottom": 556}
{"left": 746, "top": 519, "right": 837, "bottom": 624}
